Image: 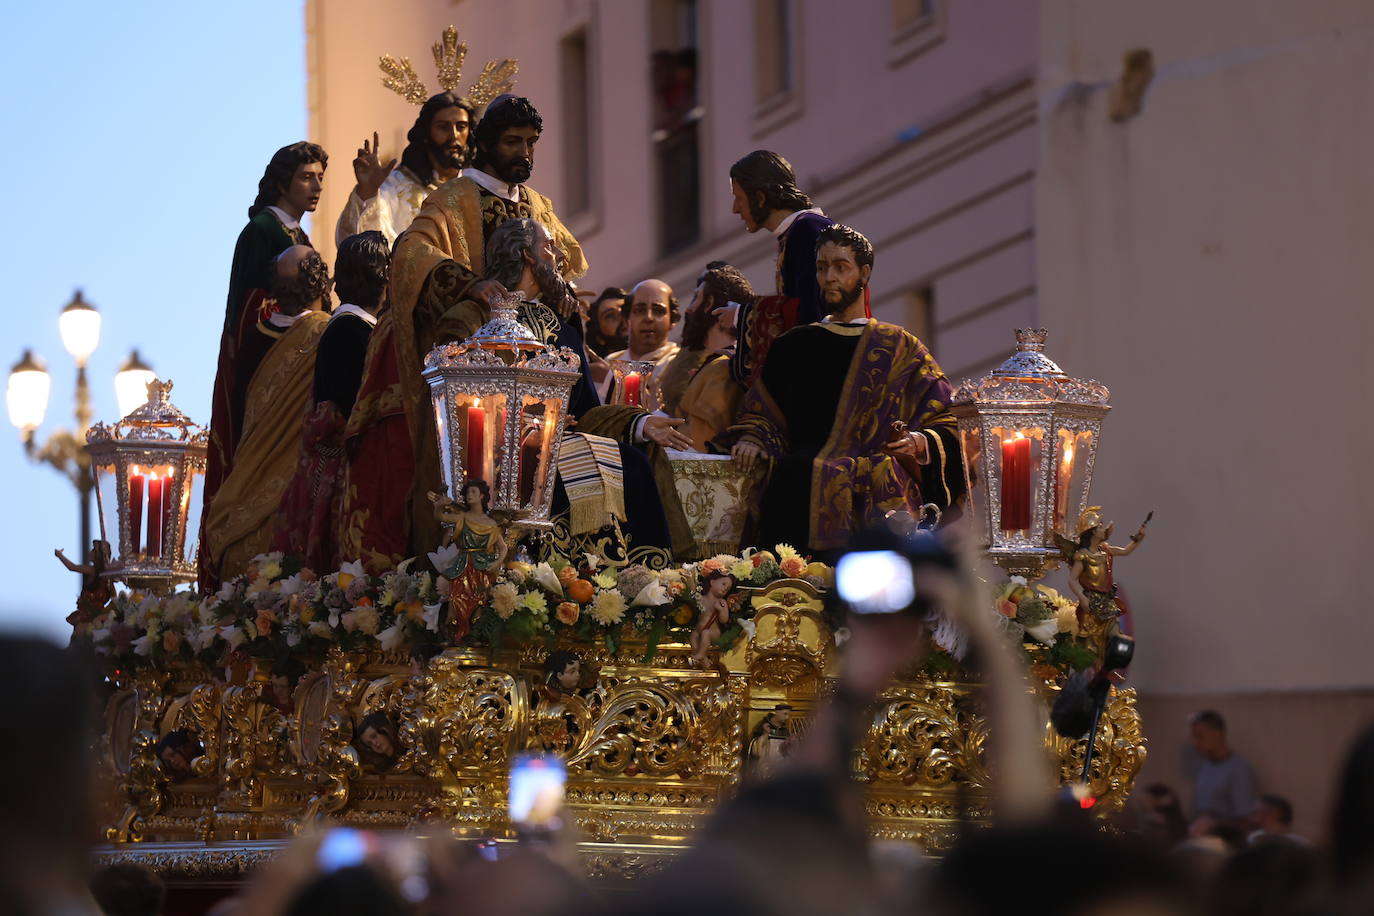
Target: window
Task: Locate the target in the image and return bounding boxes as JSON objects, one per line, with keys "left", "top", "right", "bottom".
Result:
{"left": 560, "top": 28, "right": 591, "bottom": 216}
{"left": 889, "top": 0, "right": 944, "bottom": 67}
{"left": 650, "top": 0, "right": 701, "bottom": 256}
{"left": 905, "top": 286, "right": 935, "bottom": 349}
{"left": 754, "top": 0, "right": 792, "bottom": 103}
{"left": 892, "top": 0, "right": 935, "bottom": 32}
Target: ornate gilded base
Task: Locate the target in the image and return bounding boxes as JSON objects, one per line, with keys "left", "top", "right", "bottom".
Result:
{"left": 96, "top": 580, "right": 1145, "bottom": 881}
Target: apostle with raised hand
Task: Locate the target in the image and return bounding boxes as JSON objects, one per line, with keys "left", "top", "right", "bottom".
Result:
{"left": 272, "top": 231, "right": 389, "bottom": 573}
{"left": 340, "top": 96, "right": 587, "bottom": 571}
{"left": 724, "top": 225, "right": 964, "bottom": 558}
{"left": 334, "top": 92, "right": 474, "bottom": 247}
{"left": 203, "top": 247, "right": 332, "bottom": 585}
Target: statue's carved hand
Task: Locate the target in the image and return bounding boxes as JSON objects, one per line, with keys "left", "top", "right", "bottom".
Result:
{"left": 732, "top": 439, "right": 765, "bottom": 471}
{"left": 469, "top": 279, "right": 509, "bottom": 307}
{"left": 644, "top": 415, "right": 693, "bottom": 451}
{"left": 353, "top": 131, "right": 397, "bottom": 201}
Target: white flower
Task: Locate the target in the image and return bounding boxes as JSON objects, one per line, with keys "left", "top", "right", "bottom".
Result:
{"left": 422, "top": 603, "right": 443, "bottom": 632}
{"left": 631, "top": 580, "right": 670, "bottom": 607}
{"left": 428, "top": 543, "right": 461, "bottom": 574}
{"left": 220, "top": 626, "right": 247, "bottom": 650}
{"left": 91, "top": 627, "right": 111, "bottom": 646}
{"left": 1009, "top": 575, "right": 1028, "bottom": 586}
{"left": 308, "top": 621, "right": 334, "bottom": 640}
{"left": 189, "top": 624, "right": 220, "bottom": 652}
{"left": 131, "top": 633, "right": 154, "bottom": 657}
{"left": 378, "top": 622, "right": 407, "bottom": 652}
{"left": 832, "top": 625, "right": 851, "bottom": 647}
{"left": 590, "top": 589, "right": 627, "bottom": 626}
{"left": 531, "top": 562, "right": 564, "bottom": 597}
{"left": 1025, "top": 618, "right": 1059, "bottom": 646}
{"left": 583, "top": 552, "right": 602, "bottom": 571}
{"left": 277, "top": 573, "right": 305, "bottom": 597}
{"left": 740, "top": 619, "right": 757, "bottom": 640}
{"left": 215, "top": 581, "right": 239, "bottom": 604}
{"left": 928, "top": 611, "right": 968, "bottom": 660}
{"left": 491, "top": 582, "right": 520, "bottom": 620}
{"left": 1054, "top": 606, "right": 1079, "bottom": 637}
{"left": 328, "top": 610, "right": 341, "bottom": 628}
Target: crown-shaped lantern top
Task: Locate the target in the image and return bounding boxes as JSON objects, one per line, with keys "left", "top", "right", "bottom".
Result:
{"left": 424, "top": 293, "right": 581, "bottom": 374}
{"left": 379, "top": 25, "right": 519, "bottom": 108}
{"left": 88, "top": 379, "right": 204, "bottom": 445}
{"left": 953, "top": 328, "right": 1110, "bottom": 407}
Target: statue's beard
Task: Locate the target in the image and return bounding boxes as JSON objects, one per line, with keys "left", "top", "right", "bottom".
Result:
{"left": 489, "top": 151, "right": 533, "bottom": 184}
{"left": 531, "top": 257, "right": 567, "bottom": 303}
{"left": 426, "top": 138, "right": 466, "bottom": 172}
{"left": 824, "top": 279, "right": 865, "bottom": 313}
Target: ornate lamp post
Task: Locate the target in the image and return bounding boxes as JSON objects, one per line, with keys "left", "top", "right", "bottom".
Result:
{"left": 950, "top": 328, "right": 1111, "bottom": 580}
{"left": 85, "top": 379, "right": 207, "bottom": 592}
{"left": 4, "top": 290, "right": 154, "bottom": 566}
{"left": 423, "top": 293, "right": 581, "bottom": 532}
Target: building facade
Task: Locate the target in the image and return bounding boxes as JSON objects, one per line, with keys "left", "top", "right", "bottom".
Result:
{"left": 306, "top": 0, "right": 1037, "bottom": 382}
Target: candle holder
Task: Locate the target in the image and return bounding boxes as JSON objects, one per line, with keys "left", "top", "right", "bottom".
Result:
{"left": 608, "top": 358, "right": 657, "bottom": 408}
{"left": 423, "top": 293, "right": 582, "bottom": 532}
{"left": 85, "top": 379, "right": 207, "bottom": 592}
{"left": 950, "top": 329, "right": 1110, "bottom": 580}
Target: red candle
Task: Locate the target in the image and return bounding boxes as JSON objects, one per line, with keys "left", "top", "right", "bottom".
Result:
{"left": 999, "top": 435, "right": 1032, "bottom": 531}
{"left": 623, "top": 371, "right": 642, "bottom": 407}
{"left": 128, "top": 466, "right": 144, "bottom": 555}
{"left": 146, "top": 473, "right": 163, "bottom": 557}
{"left": 464, "top": 402, "right": 486, "bottom": 485}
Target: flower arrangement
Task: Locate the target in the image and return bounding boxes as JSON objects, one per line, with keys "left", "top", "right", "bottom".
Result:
{"left": 993, "top": 577, "right": 1096, "bottom": 675}
{"left": 80, "top": 545, "right": 832, "bottom": 671}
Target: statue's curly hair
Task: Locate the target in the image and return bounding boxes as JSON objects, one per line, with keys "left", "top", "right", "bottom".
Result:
{"left": 471, "top": 95, "right": 543, "bottom": 171}
{"left": 334, "top": 231, "right": 390, "bottom": 311}
{"left": 729, "top": 150, "right": 813, "bottom": 224}
{"left": 249, "top": 141, "right": 328, "bottom": 218}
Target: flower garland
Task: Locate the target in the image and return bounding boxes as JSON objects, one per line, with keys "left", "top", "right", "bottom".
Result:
{"left": 79, "top": 546, "right": 833, "bottom": 671}
{"left": 77, "top": 551, "right": 1103, "bottom": 680}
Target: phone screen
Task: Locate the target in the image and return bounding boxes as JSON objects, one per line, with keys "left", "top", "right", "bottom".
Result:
{"left": 835, "top": 549, "right": 915, "bottom": 614}
{"left": 508, "top": 753, "right": 566, "bottom": 827}
{"left": 317, "top": 827, "right": 375, "bottom": 872}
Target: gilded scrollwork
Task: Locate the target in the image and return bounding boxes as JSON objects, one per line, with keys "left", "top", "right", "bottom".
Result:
{"left": 106, "top": 668, "right": 172, "bottom": 843}
{"left": 856, "top": 685, "right": 991, "bottom": 790}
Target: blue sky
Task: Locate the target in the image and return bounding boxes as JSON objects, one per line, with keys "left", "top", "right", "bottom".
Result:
{"left": 0, "top": 2, "right": 307, "bottom": 640}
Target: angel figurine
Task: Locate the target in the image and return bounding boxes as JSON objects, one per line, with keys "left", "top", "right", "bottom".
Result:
{"left": 429, "top": 481, "right": 507, "bottom": 642}
{"left": 56, "top": 540, "right": 113, "bottom": 634}
{"left": 690, "top": 569, "right": 738, "bottom": 668}
{"left": 1055, "top": 507, "right": 1151, "bottom": 648}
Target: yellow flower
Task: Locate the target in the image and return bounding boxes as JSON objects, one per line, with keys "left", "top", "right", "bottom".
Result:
{"left": 590, "top": 590, "right": 627, "bottom": 626}
{"left": 522, "top": 591, "right": 548, "bottom": 614}
{"left": 775, "top": 544, "right": 800, "bottom": 561}
{"left": 1054, "top": 605, "right": 1079, "bottom": 637}
{"left": 593, "top": 570, "right": 618, "bottom": 590}
{"left": 730, "top": 559, "right": 754, "bottom": 581}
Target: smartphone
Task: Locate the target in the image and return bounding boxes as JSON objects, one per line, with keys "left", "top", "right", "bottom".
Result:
{"left": 508, "top": 752, "right": 566, "bottom": 829}
{"left": 317, "top": 827, "right": 376, "bottom": 872}
{"left": 835, "top": 549, "right": 915, "bottom": 614}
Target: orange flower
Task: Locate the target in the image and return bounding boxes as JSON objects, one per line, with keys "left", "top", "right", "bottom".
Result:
{"left": 566, "top": 579, "right": 595, "bottom": 604}
{"left": 556, "top": 601, "right": 580, "bottom": 625}
{"left": 996, "top": 598, "right": 1018, "bottom": 618}
{"left": 557, "top": 565, "right": 580, "bottom": 588}
{"left": 354, "top": 596, "right": 374, "bottom": 607}
{"left": 162, "top": 630, "right": 183, "bottom": 653}
{"left": 399, "top": 599, "right": 425, "bottom": 622}
{"left": 255, "top": 608, "right": 276, "bottom": 635}
{"left": 779, "top": 555, "right": 806, "bottom": 578}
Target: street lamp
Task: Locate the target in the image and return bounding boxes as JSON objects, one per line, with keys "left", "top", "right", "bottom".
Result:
{"left": 115, "top": 350, "right": 157, "bottom": 419}
{"left": 6, "top": 290, "right": 154, "bottom": 568}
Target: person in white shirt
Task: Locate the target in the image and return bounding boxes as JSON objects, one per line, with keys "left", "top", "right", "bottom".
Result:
{"left": 335, "top": 91, "right": 475, "bottom": 248}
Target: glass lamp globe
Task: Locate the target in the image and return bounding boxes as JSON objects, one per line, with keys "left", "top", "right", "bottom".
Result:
{"left": 115, "top": 350, "right": 157, "bottom": 419}
{"left": 58, "top": 290, "right": 101, "bottom": 367}
{"left": 6, "top": 349, "right": 51, "bottom": 432}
